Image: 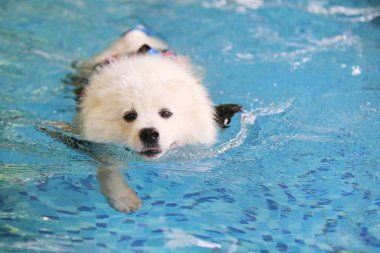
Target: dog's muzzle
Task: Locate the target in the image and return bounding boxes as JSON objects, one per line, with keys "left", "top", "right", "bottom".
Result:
{"left": 139, "top": 128, "right": 162, "bottom": 158}
{"left": 139, "top": 127, "right": 159, "bottom": 145}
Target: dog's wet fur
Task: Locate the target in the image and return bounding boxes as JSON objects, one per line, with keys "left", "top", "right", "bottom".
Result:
{"left": 45, "top": 26, "right": 242, "bottom": 213}
{"left": 70, "top": 27, "right": 242, "bottom": 159}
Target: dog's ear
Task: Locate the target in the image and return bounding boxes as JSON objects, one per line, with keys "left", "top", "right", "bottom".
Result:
{"left": 214, "top": 104, "right": 243, "bottom": 129}
{"left": 137, "top": 44, "right": 152, "bottom": 54}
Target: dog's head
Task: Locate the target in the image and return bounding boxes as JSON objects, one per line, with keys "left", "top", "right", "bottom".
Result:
{"left": 79, "top": 56, "right": 217, "bottom": 159}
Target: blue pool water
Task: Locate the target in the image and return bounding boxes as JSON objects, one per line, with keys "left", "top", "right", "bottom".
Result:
{"left": 1, "top": 0, "right": 380, "bottom": 252}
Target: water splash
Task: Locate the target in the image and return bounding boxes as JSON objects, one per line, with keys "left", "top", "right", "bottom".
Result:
{"left": 164, "top": 98, "right": 294, "bottom": 160}
{"left": 210, "top": 98, "right": 294, "bottom": 156}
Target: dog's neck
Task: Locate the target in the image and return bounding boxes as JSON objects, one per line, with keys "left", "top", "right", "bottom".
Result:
{"left": 98, "top": 44, "right": 177, "bottom": 69}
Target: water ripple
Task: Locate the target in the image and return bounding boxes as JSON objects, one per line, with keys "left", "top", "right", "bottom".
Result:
{"left": 306, "top": 2, "right": 380, "bottom": 22}
{"left": 267, "top": 34, "right": 359, "bottom": 68}
{"left": 164, "top": 98, "right": 294, "bottom": 160}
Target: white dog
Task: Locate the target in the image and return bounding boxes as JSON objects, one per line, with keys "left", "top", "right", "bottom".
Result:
{"left": 75, "top": 26, "right": 242, "bottom": 159}
{"left": 44, "top": 26, "right": 241, "bottom": 212}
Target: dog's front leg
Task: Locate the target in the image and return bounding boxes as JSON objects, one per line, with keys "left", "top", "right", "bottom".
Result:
{"left": 43, "top": 121, "right": 79, "bottom": 134}
{"left": 97, "top": 165, "right": 142, "bottom": 213}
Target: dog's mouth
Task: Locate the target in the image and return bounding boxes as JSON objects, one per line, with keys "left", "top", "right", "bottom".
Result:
{"left": 139, "top": 148, "right": 162, "bottom": 159}
{"left": 133, "top": 143, "right": 176, "bottom": 159}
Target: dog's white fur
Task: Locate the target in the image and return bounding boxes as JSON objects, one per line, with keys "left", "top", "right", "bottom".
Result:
{"left": 77, "top": 28, "right": 217, "bottom": 158}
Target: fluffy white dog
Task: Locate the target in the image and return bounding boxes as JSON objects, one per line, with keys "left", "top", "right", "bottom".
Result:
{"left": 75, "top": 26, "right": 241, "bottom": 159}
{"left": 42, "top": 26, "right": 242, "bottom": 212}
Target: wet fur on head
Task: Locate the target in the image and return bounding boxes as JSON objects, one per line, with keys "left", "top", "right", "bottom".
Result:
{"left": 78, "top": 55, "right": 217, "bottom": 158}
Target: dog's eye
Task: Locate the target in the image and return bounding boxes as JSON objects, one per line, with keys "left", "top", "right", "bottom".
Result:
{"left": 159, "top": 108, "right": 173, "bottom": 119}
{"left": 123, "top": 110, "right": 137, "bottom": 122}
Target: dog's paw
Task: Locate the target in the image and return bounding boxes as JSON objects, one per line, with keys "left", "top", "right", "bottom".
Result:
{"left": 97, "top": 166, "right": 142, "bottom": 213}
{"left": 108, "top": 193, "right": 142, "bottom": 213}
{"left": 43, "top": 121, "right": 79, "bottom": 134}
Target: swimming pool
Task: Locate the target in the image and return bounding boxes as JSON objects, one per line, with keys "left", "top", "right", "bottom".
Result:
{"left": 1, "top": 0, "right": 380, "bottom": 252}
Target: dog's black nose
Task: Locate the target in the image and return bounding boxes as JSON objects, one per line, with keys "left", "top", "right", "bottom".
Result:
{"left": 139, "top": 128, "right": 160, "bottom": 144}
